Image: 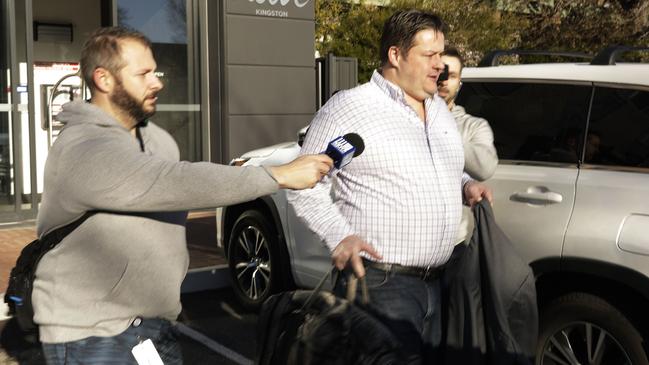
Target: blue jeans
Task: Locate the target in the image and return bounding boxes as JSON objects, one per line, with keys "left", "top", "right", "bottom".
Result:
{"left": 335, "top": 266, "right": 442, "bottom": 364}
{"left": 42, "top": 318, "right": 183, "bottom": 365}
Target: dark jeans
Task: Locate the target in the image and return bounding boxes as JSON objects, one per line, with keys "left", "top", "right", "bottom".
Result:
{"left": 335, "top": 266, "right": 442, "bottom": 364}
{"left": 42, "top": 318, "right": 182, "bottom": 365}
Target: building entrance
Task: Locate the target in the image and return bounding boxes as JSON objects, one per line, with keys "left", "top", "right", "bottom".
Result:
{"left": 0, "top": 0, "right": 105, "bottom": 223}
{"left": 0, "top": 0, "right": 205, "bottom": 225}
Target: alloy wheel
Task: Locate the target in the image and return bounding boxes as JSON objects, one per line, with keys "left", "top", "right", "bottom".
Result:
{"left": 232, "top": 224, "right": 271, "bottom": 301}
{"left": 539, "top": 321, "right": 632, "bottom": 365}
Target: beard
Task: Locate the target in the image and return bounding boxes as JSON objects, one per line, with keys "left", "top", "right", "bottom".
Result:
{"left": 110, "top": 79, "right": 157, "bottom": 123}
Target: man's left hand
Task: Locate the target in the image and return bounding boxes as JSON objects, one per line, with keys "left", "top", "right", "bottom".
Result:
{"left": 463, "top": 181, "right": 493, "bottom": 207}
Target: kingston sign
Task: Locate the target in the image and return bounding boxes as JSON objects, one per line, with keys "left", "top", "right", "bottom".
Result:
{"left": 249, "top": 0, "right": 310, "bottom": 7}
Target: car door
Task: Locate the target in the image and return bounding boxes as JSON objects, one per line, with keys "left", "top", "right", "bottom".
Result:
{"left": 457, "top": 80, "right": 593, "bottom": 267}
{"left": 563, "top": 85, "right": 649, "bottom": 278}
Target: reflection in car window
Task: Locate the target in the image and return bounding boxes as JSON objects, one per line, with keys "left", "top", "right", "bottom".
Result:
{"left": 587, "top": 87, "right": 649, "bottom": 168}
{"left": 456, "top": 82, "right": 592, "bottom": 164}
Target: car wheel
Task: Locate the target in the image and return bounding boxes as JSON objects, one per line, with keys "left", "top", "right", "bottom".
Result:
{"left": 227, "top": 210, "right": 288, "bottom": 311}
{"left": 536, "top": 292, "right": 648, "bottom": 365}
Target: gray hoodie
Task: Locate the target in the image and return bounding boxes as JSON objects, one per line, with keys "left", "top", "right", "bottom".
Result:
{"left": 452, "top": 105, "right": 498, "bottom": 181}
{"left": 34, "top": 101, "right": 278, "bottom": 343}
{"left": 452, "top": 105, "right": 498, "bottom": 244}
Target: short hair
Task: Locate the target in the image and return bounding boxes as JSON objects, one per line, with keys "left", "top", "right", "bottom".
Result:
{"left": 380, "top": 9, "right": 447, "bottom": 65}
{"left": 80, "top": 27, "right": 152, "bottom": 91}
{"left": 443, "top": 46, "right": 464, "bottom": 70}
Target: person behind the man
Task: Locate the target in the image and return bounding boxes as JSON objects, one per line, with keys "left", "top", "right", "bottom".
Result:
{"left": 287, "top": 10, "right": 492, "bottom": 363}
{"left": 34, "top": 27, "right": 332, "bottom": 365}
{"left": 437, "top": 46, "right": 498, "bottom": 246}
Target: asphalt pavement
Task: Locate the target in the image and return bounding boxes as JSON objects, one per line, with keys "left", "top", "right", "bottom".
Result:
{"left": 0, "top": 288, "right": 258, "bottom": 365}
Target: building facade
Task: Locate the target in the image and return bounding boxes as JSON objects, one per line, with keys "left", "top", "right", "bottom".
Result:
{"left": 0, "top": 0, "right": 316, "bottom": 224}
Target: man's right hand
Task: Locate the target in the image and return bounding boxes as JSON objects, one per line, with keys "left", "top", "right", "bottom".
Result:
{"left": 332, "top": 235, "right": 382, "bottom": 278}
{"left": 269, "top": 154, "right": 333, "bottom": 190}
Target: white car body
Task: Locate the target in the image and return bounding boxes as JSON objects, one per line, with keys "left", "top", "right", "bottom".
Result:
{"left": 220, "top": 50, "right": 649, "bottom": 363}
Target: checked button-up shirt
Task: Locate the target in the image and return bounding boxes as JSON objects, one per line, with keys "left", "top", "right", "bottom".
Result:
{"left": 287, "top": 70, "right": 471, "bottom": 268}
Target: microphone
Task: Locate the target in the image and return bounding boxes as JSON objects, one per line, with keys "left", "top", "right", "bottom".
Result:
{"left": 343, "top": 133, "right": 364, "bottom": 157}
{"left": 325, "top": 133, "right": 365, "bottom": 169}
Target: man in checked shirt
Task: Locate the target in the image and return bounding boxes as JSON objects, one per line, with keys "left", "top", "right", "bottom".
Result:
{"left": 288, "top": 9, "right": 492, "bottom": 363}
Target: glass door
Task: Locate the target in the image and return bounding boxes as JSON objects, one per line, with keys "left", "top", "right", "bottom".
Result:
{"left": 0, "top": 0, "right": 108, "bottom": 224}
{"left": 0, "top": 0, "right": 37, "bottom": 222}
{"left": 116, "top": 0, "right": 204, "bottom": 162}
{"left": 0, "top": 0, "right": 206, "bottom": 224}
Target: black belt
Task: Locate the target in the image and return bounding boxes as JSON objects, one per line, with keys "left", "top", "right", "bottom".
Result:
{"left": 363, "top": 259, "right": 444, "bottom": 281}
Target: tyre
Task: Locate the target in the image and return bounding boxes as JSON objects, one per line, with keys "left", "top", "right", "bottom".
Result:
{"left": 227, "top": 210, "right": 290, "bottom": 311}
{"left": 537, "top": 292, "right": 648, "bottom": 365}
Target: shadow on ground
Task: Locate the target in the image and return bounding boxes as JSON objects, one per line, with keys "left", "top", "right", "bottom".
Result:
{"left": 0, "top": 316, "right": 237, "bottom": 365}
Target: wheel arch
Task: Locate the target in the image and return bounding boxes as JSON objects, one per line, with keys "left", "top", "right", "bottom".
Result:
{"left": 222, "top": 197, "right": 295, "bottom": 287}
{"left": 533, "top": 257, "right": 649, "bottom": 353}
{"left": 222, "top": 196, "right": 285, "bottom": 257}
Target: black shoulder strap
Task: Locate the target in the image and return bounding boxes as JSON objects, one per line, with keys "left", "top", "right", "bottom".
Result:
{"left": 41, "top": 211, "right": 99, "bottom": 248}
{"left": 7, "top": 210, "right": 101, "bottom": 299}
{"left": 3, "top": 210, "right": 102, "bottom": 325}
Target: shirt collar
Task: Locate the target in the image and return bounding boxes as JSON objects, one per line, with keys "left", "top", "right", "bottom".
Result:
{"left": 371, "top": 70, "right": 439, "bottom": 122}
{"left": 371, "top": 70, "right": 407, "bottom": 104}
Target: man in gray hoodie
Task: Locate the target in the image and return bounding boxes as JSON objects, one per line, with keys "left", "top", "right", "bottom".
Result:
{"left": 35, "top": 27, "right": 332, "bottom": 364}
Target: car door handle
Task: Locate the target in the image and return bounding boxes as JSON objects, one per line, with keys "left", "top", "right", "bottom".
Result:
{"left": 510, "top": 188, "right": 563, "bottom": 205}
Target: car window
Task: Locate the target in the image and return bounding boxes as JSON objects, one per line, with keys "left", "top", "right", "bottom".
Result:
{"left": 586, "top": 87, "right": 649, "bottom": 169}
{"left": 457, "top": 82, "right": 592, "bottom": 164}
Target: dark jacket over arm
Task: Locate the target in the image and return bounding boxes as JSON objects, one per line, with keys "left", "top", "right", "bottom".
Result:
{"left": 444, "top": 201, "right": 538, "bottom": 364}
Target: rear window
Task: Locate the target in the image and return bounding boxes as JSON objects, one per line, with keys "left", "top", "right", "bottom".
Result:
{"left": 586, "top": 87, "right": 649, "bottom": 169}
{"left": 456, "top": 82, "right": 592, "bottom": 164}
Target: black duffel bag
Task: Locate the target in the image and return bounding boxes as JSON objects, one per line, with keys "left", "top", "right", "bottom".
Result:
{"left": 256, "top": 270, "right": 404, "bottom": 365}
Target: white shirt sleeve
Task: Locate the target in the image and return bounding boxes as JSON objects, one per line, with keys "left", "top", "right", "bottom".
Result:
{"left": 286, "top": 109, "right": 355, "bottom": 252}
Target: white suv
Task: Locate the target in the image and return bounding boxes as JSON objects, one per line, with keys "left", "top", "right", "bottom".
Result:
{"left": 219, "top": 46, "right": 649, "bottom": 364}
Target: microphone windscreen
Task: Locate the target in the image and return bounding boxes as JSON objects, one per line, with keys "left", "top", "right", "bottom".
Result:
{"left": 343, "top": 133, "right": 365, "bottom": 157}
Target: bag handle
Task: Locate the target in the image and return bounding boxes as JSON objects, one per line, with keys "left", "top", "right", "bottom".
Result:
{"left": 301, "top": 266, "right": 369, "bottom": 310}
{"left": 345, "top": 275, "right": 369, "bottom": 306}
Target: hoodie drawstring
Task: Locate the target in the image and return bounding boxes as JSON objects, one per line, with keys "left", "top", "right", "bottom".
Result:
{"left": 135, "top": 125, "right": 145, "bottom": 152}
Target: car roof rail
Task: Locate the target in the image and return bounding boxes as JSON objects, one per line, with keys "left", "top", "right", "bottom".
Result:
{"left": 478, "top": 49, "right": 592, "bottom": 67}
{"left": 591, "top": 45, "right": 649, "bottom": 65}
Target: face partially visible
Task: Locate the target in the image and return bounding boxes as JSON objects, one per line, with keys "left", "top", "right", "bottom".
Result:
{"left": 438, "top": 55, "right": 462, "bottom": 105}
{"left": 110, "top": 39, "right": 163, "bottom": 122}
{"left": 392, "top": 29, "right": 445, "bottom": 103}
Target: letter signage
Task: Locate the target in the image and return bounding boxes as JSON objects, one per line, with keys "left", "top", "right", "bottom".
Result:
{"left": 228, "top": 0, "right": 313, "bottom": 20}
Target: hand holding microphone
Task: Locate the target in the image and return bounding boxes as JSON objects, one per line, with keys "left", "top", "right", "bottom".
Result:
{"left": 269, "top": 133, "right": 364, "bottom": 190}
{"left": 269, "top": 154, "right": 331, "bottom": 190}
